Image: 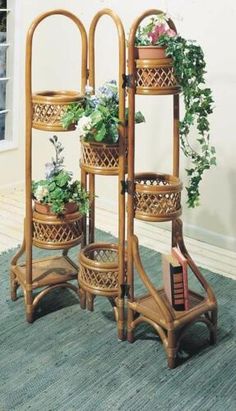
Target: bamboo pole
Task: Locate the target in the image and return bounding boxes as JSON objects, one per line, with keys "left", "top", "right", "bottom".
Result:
{"left": 88, "top": 9, "right": 126, "bottom": 340}
{"left": 24, "top": 9, "right": 88, "bottom": 322}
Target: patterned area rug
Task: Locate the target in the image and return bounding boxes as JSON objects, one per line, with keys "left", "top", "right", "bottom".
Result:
{"left": 0, "top": 229, "right": 235, "bottom": 411}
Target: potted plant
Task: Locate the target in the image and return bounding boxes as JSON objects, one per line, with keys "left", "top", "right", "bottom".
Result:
{"left": 61, "top": 80, "right": 145, "bottom": 174}
{"left": 134, "top": 13, "right": 216, "bottom": 207}
{"left": 32, "top": 135, "right": 89, "bottom": 216}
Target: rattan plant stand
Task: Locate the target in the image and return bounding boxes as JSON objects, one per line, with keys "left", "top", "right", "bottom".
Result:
{"left": 10, "top": 10, "right": 87, "bottom": 323}
{"left": 126, "top": 9, "right": 217, "bottom": 368}
{"left": 78, "top": 9, "right": 127, "bottom": 340}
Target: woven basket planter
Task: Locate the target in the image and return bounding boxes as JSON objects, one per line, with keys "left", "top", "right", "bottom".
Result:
{"left": 32, "top": 90, "right": 83, "bottom": 131}
{"left": 80, "top": 140, "right": 127, "bottom": 175}
{"left": 79, "top": 243, "right": 121, "bottom": 297}
{"left": 134, "top": 46, "right": 179, "bottom": 95}
{"left": 32, "top": 209, "right": 83, "bottom": 250}
{"left": 134, "top": 172, "right": 182, "bottom": 222}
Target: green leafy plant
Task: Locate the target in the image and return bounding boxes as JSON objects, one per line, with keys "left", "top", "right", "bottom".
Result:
{"left": 61, "top": 80, "right": 145, "bottom": 143}
{"left": 32, "top": 136, "right": 89, "bottom": 215}
{"left": 135, "top": 14, "right": 216, "bottom": 208}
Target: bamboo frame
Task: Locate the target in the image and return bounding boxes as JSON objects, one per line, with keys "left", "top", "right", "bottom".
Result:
{"left": 79, "top": 9, "right": 126, "bottom": 340}
{"left": 127, "top": 9, "right": 217, "bottom": 367}
{"left": 10, "top": 9, "right": 88, "bottom": 322}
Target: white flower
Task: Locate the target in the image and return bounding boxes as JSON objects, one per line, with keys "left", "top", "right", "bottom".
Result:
{"left": 35, "top": 185, "right": 49, "bottom": 201}
{"left": 85, "top": 85, "right": 93, "bottom": 95}
{"left": 76, "top": 116, "right": 92, "bottom": 138}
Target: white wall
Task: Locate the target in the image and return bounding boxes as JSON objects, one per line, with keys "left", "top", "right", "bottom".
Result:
{"left": 1, "top": 0, "right": 236, "bottom": 250}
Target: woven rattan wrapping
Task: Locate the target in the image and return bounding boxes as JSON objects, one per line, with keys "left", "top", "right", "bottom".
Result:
{"left": 80, "top": 141, "right": 127, "bottom": 175}
{"left": 32, "top": 91, "right": 83, "bottom": 131}
{"left": 79, "top": 244, "right": 120, "bottom": 292}
{"left": 135, "top": 59, "right": 179, "bottom": 95}
{"left": 32, "top": 102, "right": 73, "bottom": 130}
{"left": 32, "top": 211, "right": 83, "bottom": 249}
{"left": 134, "top": 173, "right": 182, "bottom": 221}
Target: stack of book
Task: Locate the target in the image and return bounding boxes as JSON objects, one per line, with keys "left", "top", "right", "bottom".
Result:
{"left": 162, "top": 247, "right": 189, "bottom": 311}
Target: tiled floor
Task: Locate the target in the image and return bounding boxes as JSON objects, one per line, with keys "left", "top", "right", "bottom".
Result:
{"left": 0, "top": 186, "right": 235, "bottom": 279}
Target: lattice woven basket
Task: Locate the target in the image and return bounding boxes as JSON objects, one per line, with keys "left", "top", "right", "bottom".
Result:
{"left": 79, "top": 243, "right": 121, "bottom": 296}
{"left": 32, "top": 210, "right": 83, "bottom": 250}
{"left": 80, "top": 141, "right": 127, "bottom": 175}
{"left": 32, "top": 90, "right": 83, "bottom": 131}
{"left": 134, "top": 173, "right": 182, "bottom": 222}
{"left": 135, "top": 58, "right": 180, "bottom": 95}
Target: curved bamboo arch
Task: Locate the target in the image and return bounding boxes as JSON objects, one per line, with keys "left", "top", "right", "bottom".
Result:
{"left": 88, "top": 9, "right": 126, "bottom": 340}
{"left": 88, "top": 8, "right": 126, "bottom": 123}
{"left": 24, "top": 9, "right": 88, "bottom": 286}
{"left": 25, "top": 9, "right": 87, "bottom": 98}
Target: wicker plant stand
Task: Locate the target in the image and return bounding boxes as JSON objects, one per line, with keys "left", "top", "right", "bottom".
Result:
{"left": 126, "top": 9, "right": 217, "bottom": 368}
{"left": 78, "top": 9, "right": 127, "bottom": 340}
{"left": 10, "top": 9, "right": 88, "bottom": 323}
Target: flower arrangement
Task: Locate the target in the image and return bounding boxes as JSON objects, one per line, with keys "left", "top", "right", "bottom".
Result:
{"left": 134, "top": 13, "right": 216, "bottom": 208}
{"left": 32, "top": 135, "right": 89, "bottom": 215}
{"left": 135, "top": 13, "right": 176, "bottom": 45}
{"left": 61, "top": 80, "right": 145, "bottom": 143}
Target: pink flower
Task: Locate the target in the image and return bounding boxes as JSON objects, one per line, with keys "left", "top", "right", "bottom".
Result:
{"left": 148, "top": 24, "right": 176, "bottom": 44}
{"left": 165, "top": 28, "right": 176, "bottom": 37}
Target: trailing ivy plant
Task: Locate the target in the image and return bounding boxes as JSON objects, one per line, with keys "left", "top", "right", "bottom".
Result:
{"left": 158, "top": 35, "right": 216, "bottom": 207}
{"left": 135, "top": 13, "right": 216, "bottom": 208}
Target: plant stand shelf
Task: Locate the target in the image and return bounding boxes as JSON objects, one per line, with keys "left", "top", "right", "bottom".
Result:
{"left": 11, "top": 256, "right": 77, "bottom": 289}
{"left": 126, "top": 9, "right": 217, "bottom": 368}
{"left": 10, "top": 9, "right": 88, "bottom": 322}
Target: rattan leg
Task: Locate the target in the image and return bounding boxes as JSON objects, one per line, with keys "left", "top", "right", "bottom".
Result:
{"left": 116, "top": 297, "right": 126, "bottom": 340}
{"left": 10, "top": 270, "right": 19, "bottom": 301}
{"left": 108, "top": 297, "right": 119, "bottom": 323}
{"left": 25, "top": 290, "right": 34, "bottom": 323}
{"left": 127, "top": 308, "right": 135, "bottom": 343}
{"left": 209, "top": 309, "right": 217, "bottom": 345}
{"left": 167, "top": 330, "right": 177, "bottom": 369}
{"left": 86, "top": 292, "right": 95, "bottom": 311}
{"left": 79, "top": 287, "right": 86, "bottom": 309}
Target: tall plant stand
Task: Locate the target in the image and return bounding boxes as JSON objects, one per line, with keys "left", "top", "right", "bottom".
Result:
{"left": 126, "top": 9, "right": 217, "bottom": 368}
{"left": 10, "top": 10, "right": 87, "bottom": 323}
{"left": 78, "top": 9, "right": 127, "bottom": 340}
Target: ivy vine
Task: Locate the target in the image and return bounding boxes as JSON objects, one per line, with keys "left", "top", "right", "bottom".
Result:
{"left": 158, "top": 35, "right": 216, "bottom": 207}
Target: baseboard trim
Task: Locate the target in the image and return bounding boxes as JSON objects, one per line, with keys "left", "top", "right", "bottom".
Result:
{"left": 96, "top": 198, "right": 236, "bottom": 252}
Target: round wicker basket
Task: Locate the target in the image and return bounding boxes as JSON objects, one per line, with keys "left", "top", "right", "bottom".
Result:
{"left": 32, "top": 210, "right": 83, "bottom": 250}
{"left": 134, "top": 172, "right": 182, "bottom": 222}
{"left": 135, "top": 57, "right": 180, "bottom": 95}
{"left": 32, "top": 90, "right": 83, "bottom": 131}
{"left": 79, "top": 243, "right": 121, "bottom": 296}
{"left": 80, "top": 140, "right": 128, "bottom": 175}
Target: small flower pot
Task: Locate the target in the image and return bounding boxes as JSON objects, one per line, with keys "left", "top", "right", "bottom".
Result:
{"left": 34, "top": 201, "right": 78, "bottom": 216}
{"left": 134, "top": 46, "right": 167, "bottom": 59}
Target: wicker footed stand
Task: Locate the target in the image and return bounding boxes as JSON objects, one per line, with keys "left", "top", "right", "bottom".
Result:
{"left": 10, "top": 10, "right": 87, "bottom": 322}
{"left": 126, "top": 9, "right": 217, "bottom": 368}
{"left": 78, "top": 10, "right": 127, "bottom": 340}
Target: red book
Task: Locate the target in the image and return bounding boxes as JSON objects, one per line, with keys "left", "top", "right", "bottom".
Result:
{"left": 172, "top": 247, "right": 189, "bottom": 310}
{"left": 162, "top": 254, "right": 185, "bottom": 311}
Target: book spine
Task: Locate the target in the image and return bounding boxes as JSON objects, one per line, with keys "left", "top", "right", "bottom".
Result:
{"left": 172, "top": 247, "right": 189, "bottom": 310}
{"left": 170, "top": 269, "right": 185, "bottom": 311}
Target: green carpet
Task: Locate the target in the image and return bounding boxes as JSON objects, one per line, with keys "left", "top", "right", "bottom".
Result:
{"left": 0, "top": 229, "right": 235, "bottom": 411}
